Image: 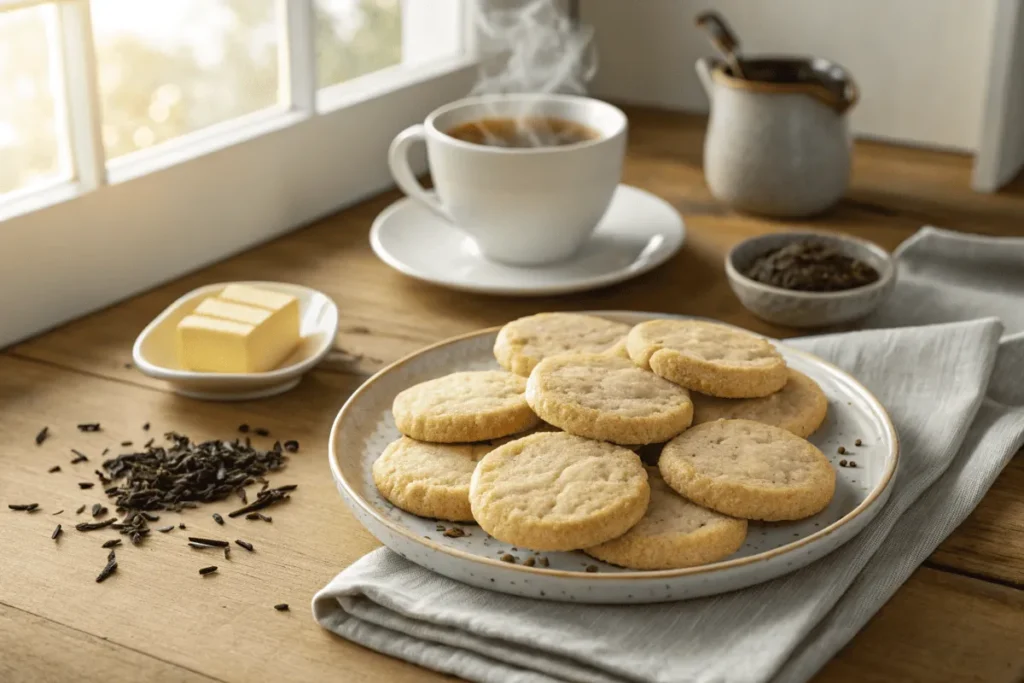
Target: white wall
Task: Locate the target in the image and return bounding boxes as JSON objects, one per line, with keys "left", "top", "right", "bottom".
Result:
{"left": 582, "top": 0, "right": 997, "bottom": 152}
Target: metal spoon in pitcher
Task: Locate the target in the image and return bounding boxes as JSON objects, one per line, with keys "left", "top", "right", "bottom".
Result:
{"left": 694, "top": 11, "right": 745, "bottom": 79}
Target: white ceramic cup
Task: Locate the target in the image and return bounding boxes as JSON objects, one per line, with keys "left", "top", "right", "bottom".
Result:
{"left": 388, "top": 94, "right": 627, "bottom": 266}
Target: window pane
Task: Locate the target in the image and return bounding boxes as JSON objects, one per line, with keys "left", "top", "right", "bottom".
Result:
{"left": 316, "top": 0, "right": 402, "bottom": 89}
{"left": 91, "top": 0, "right": 280, "bottom": 159}
{"left": 0, "top": 6, "right": 65, "bottom": 196}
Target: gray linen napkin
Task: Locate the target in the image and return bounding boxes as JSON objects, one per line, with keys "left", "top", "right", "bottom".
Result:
{"left": 314, "top": 228, "right": 1024, "bottom": 683}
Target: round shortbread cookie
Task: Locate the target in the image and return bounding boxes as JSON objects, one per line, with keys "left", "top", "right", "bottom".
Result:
{"left": 627, "top": 320, "right": 788, "bottom": 398}
{"left": 469, "top": 432, "right": 650, "bottom": 551}
{"left": 659, "top": 419, "right": 835, "bottom": 521}
{"left": 372, "top": 437, "right": 493, "bottom": 521}
{"left": 585, "top": 468, "right": 747, "bottom": 569}
{"left": 393, "top": 371, "right": 539, "bottom": 443}
{"left": 494, "top": 312, "right": 631, "bottom": 377}
{"left": 525, "top": 354, "right": 693, "bottom": 445}
{"left": 691, "top": 368, "right": 828, "bottom": 437}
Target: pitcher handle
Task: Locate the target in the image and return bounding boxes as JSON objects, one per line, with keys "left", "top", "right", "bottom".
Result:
{"left": 695, "top": 58, "right": 715, "bottom": 105}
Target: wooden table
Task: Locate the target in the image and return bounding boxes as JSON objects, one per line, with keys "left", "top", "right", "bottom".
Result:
{"left": 2, "top": 108, "right": 1022, "bottom": 683}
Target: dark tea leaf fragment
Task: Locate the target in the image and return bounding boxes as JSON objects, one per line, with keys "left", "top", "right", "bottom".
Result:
{"left": 70, "top": 449, "right": 88, "bottom": 463}
{"left": 212, "top": 513, "right": 224, "bottom": 525}
{"left": 76, "top": 518, "right": 117, "bottom": 531}
{"left": 188, "top": 536, "right": 228, "bottom": 547}
{"left": 77, "top": 423, "right": 101, "bottom": 432}
{"left": 48, "top": 465, "right": 61, "bottom": 473}
{"left": 157, "top": 525, "right": 174, "bottom": 533}
{"left": 51, "top": 524, "right": 62, "bottom": 540}
{"left": 254, "top": 428, "right": 269, "bottom": 437}
{"left": 96, "top": 557, "right": 118, "bottom": 583}
{"left": 79, "top": 482, "right": 94, "bottom": 489}
{"left": 273, "top": 604, "right": 289, "bottom": 611}
{"left": 198, "top": 566, "right": 218, "bottom": 575}
{"left": 76, "top": 505, "right": 86, "bottom": 515}
{"left": 283, "top": 440, "right": 299, "bottom": 453}
{"left": 35, "top": 426, "right": 49, "bottom": 445}
{"left": 8, "top": 503, "right": 39, "bottom": 512}
{"left": 102, "top": 539, "right": 122, "bottom": 549}
{"left": 234, "top": 539, "right": 254, "bottom": 552}
{"left": 143, "top": 422, "right": 150, "bottom": 431}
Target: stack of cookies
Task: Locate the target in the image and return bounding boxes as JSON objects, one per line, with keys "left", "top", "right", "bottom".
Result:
{"left": 373, "top": 313, "right": 836, "bottom": 571}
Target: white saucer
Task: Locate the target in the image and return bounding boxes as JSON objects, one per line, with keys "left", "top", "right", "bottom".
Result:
{"left": 370, "top": 184, "right": 685, "bottom": 296}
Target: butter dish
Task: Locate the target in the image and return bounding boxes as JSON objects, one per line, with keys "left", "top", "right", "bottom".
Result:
{"left": 133, "top": 281, "right": 338, "bottom": 400}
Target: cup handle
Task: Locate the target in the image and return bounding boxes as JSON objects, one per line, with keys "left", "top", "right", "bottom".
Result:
{"left": 388, "top": 124, "right": 452, "bottom": 222}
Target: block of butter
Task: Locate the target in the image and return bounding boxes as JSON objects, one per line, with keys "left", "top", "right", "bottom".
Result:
{"left": 176, "top": 284, "right": 300, "bottom": 373}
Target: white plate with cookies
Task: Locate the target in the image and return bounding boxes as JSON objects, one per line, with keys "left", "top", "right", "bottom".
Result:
{"left": 328, "top": 312, "right": 899, "bottom": 604}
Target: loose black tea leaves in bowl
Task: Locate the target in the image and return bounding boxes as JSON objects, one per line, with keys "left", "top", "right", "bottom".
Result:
{"left": 743, "top": 240, "right": 880, "bottom": 292}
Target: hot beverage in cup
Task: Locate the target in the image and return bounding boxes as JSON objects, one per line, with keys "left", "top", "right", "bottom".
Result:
{"left": 388, "top": 94, "right": 627, "bottom": 266}
{"left": 445, "top": 117, "right": 601, "bottom": 149}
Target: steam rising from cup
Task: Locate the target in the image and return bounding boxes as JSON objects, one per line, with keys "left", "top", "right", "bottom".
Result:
{"left": 466, "top": 0, "right": 598, "bottom": 148}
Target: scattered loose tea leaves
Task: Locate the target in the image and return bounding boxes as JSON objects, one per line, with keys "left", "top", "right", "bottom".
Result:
{"left": 51, "top": 524, "right": 62, "bottom": 540}
{"left": 143, "top": 422, "right": 150, "bottom": 431}
{"left": 51, "top": 510, "right": 63, "bottom": 516}
{"left": 79, "top": 482, "right": 94, "bottom": 489}
{"left": 140, "top": 511, "right": 159, "bottom": 522}
{"left": 102, "top": 539, "right": 122, "bottom": 549}
{"left": 76, "top": 505, "right": 86, "bottom": 515}
{"left": 48, "top": 465, "right": 61, "bottom": 473}
{"left": 238, "top": 424, "right": 250, "bottom": 433}
{"left": 235, "top": 539, "right": 254, "bottom": 552}
{"left": 254, "top": 428, "right": 270, "bottom": 437}
{"left": 35, "top": 426, "right": 49, "bottom": 446}
{"left": 198, "top": 566, "right": 218, "bottom": 576}
{"left": 212, "top": 513, "right": 224, "bottom": 525}
{"left": 70, "top": 449, "right": 88, "bottom": 463}
{"left": 227, "top": 485, "right": 295, "bottom": 518}
{"left": 77, "top": 423, "right": 101, "bottom": 432}
{"left": 143, "top": 438, "right": 154, "bottom": 448}
{"left": 100, "top": 432, "right": 288, "bottom": 513}
{"left": 223, "top": 546, "right": 230, "bottom": 560}
{"left": 283, "top": 440, "right": 299, "bottom": 453}
{"left": 92, "top": 504, "right": 107, "bottom": 517}
{"left": 178, "top": 523, "right": 186, "bottom": 530}
{"left": 8, "top": 503, "right": 39, "bottom": 512}
{"left": 120, "top": 441, "right": 133, "bottom": 447}
{"left": 274, "top": 603, "right": 289, "bottom": 611}
{"left": 157, "top": 525, "right": 174, "bottom": 533}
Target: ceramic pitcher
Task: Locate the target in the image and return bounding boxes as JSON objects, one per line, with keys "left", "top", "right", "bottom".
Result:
{"left": 696, "top": 57, "right": 859, "bottom": 217}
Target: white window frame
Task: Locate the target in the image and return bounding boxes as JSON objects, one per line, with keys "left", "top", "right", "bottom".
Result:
{"left": 0, "top": 0, "right": 478, "bottom": 348}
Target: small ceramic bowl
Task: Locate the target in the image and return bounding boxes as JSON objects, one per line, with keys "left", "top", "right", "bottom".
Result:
{"left": 725, "top": 232, "right": 895, "bottom": 328}
{"left": 133, "top": 281, "right": 338, "bottom": 400}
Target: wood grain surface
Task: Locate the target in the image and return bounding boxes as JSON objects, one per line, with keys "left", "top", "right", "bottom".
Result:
{"left": 2, "top": 108, "right": 1022, "bottom": 682}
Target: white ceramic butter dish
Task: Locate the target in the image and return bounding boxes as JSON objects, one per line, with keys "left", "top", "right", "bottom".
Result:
{"left": 133, "top": 281, "right": 338, "bottom": 401}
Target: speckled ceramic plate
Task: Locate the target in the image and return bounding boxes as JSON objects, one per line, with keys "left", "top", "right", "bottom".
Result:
{"left": 328, "top": 312, "right": 899, "bottom": 604}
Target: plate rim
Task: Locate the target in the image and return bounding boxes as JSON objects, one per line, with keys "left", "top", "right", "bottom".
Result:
{"left": 328, "top": 318, "right": 900, "bottom": 581}
{"left": 132, "top": 280, "right": 338, "bottom": 382}
{"left": 369, "top": 184, "right": 686, "bottom": 296}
